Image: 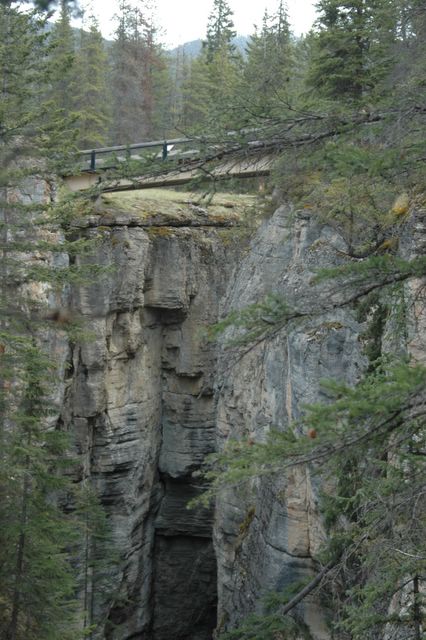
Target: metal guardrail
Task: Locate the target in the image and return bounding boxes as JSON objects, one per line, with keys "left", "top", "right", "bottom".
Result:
{"left": 77, "top": 129, "right": 278, "bottom": 173}
{"left": 78, "top": 137, "right": 195, "bottom": 171}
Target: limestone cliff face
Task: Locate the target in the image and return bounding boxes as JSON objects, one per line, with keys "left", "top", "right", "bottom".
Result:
{"left": 64, "top": 195, "right": 368, "bottom": 640}
{"left": 213, "top": 205, "right": 367, "bottom": 639}
{"left": 54, "top": 191, "right": 424, "bottom": 639}
{"left": 212, "top": 202, "right": 426, "bottom": 639}
{"left": 62, "top": 193, "right": 252, "bottom": 640}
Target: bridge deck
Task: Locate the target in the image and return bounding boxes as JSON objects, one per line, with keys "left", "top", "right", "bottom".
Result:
{"left": 65, "top": 155, "right": 273, "bottom": 193}
{"left": 65, "top": 136, "right": 275, "bottom": 193}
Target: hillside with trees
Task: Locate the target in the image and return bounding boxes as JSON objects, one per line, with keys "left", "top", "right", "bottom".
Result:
{"left": 0, "top": 0, "right": 425, "bottom": 639}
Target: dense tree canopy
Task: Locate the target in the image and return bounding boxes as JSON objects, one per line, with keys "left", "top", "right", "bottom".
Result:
{"left": 109, "top": 0, "right": 170, "bottom": 142}
{"left": 0, "top": 3, "right": 109, "bottom": 638}
{"left": 243, "top": 3, "right": 293, "bottom": 119}
{"left": 73, "top": 12, "right": 111, "bottom": 149}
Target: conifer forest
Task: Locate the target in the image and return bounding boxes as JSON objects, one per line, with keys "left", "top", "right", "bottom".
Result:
{"left": 0, "top": 1, "right": 425, "bottom": 639}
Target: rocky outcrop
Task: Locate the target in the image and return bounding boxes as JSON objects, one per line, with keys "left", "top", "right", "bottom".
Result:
{"left": 61, "top": 192, "right": 254, "bottom": 640}
{"left": 213, "top": 205, "right": 367, "bottom": 639}
{"left": 49, "top": 188, "right": 425, "bottom": 639}
{"left": 212, "top": 201, "right": 426, "bottom": 639}
{"left": 64, "top": 193, "right": 372, "bottom": 639}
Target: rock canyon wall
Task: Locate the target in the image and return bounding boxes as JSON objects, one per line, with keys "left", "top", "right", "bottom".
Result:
{"left": 49, "top": 191, "right": 425, "bottom": 639}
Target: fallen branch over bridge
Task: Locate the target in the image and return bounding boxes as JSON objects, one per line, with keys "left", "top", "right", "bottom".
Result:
{"left": 64, "top": 108, "right": 404, "bottom": 193}
{"left": 64, "top": 135, "right": 277, "bottom": 193}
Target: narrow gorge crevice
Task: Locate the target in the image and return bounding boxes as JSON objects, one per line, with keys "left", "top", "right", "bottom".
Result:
{"left": 58, "top": 190, "right": 426, "bottom": 640}
{"left": 151, "top": 530, "right": 217, "bottom": 640}
{"left": 8, "top": 174, "right": 425, "bottom": 640}
{"left": 62, "top": 208, "right": 243, "bottom": 639}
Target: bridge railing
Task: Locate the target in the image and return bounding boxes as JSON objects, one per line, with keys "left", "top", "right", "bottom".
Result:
{"left": 78, "top": 137, "right": 197, "bottom": 171}
{"left": 77, "top": 129, "right": 276, "bottom": 174}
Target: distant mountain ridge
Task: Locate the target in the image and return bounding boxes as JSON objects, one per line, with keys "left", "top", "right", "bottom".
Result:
{"left": 170, "top": 35, "right": 250, "bottom": 58}
{"left": 46, "top": 20, "right": 249, "bottom": 58}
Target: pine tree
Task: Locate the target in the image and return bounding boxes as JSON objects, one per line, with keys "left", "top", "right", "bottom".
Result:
{"left": 307, "top": 0, "right": 397, "bottom": 103}
{"left": 181, "top": 0, "right": 243, "bottom": 135}
{"left": 47, "top": 0, "right": 77, "bottom": 115}
{"left": 110, "top": 0, "right": 170, "bottom": 143}
{"left": 74, "top": 483, "right": 117, "bottom": 639}
{"left": 0, "top": 3, "right": 109, "bottom": 638}
{"left": 0, "top": 8, "right": 79, "bottom": 635}
{"left": 180, "top": 54, "right": 212, "bottom": 132}
{"left": 167, "top": 45, "right": 191, "bottom": 133}
{"left": 244, "top": 2, "right": 293, "bottom": 119}
{"left": 73, "top": 13, "right": 111, "bottom": 149}
{"left": 141, "top": 11, "right": 171, "bottom": 138}
{"left": 204, "top": 0, "right": 236, "bottom": 62}
{"left": 0, "top": 342, "right": 79, "bottom": 640}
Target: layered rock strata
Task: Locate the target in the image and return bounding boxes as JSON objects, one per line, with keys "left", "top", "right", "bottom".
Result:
{"left": 61, "top": 192, "right": 253, "bottom": 640}
{"left": 213, "top": 205, "right": 367, "bottom": 639}
{"left": 213, "top": 202, "right": 426, "bottom": 639}
{"left": 53, "top": 190, "right": 425, "bottom": 639}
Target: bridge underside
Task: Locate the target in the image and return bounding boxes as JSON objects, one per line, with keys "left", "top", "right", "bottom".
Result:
{"left": 64, "top": 155, "right": 274, "bottom": 193}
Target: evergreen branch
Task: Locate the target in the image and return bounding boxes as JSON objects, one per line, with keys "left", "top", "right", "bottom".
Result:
{"left": 277, "top": 557, "right": 338, "bottom": 618}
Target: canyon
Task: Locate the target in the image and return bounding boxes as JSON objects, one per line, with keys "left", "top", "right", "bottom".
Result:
{"left": 27, "top": 184, "right": 426, "bottom": 639}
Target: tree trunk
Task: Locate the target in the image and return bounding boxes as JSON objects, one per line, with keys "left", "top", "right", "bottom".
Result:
{"left": 7, "top": 462, "right": 30, "bottom": 640}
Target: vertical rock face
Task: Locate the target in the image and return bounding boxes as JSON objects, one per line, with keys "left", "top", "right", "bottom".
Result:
{"left": 49, "top": 192, "right": 425, "bottom": 639}
{"left": 9, "top": 171, "right": 425, "bottom": 639}
{"left": 213, "top": 203, "right": 426, "bottom": 639}
{"left": 64, "top": 211, "right": 243, "bottom": 640}
{"left": 65, "top": 200, "right": 370, "bottom": 640}
{"left": 213, "top": 205, "right": 367, "bottom": 639}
